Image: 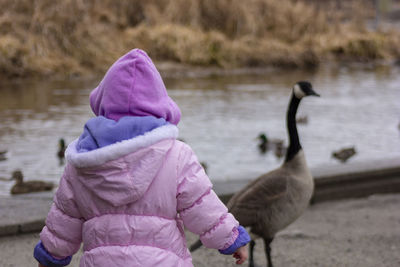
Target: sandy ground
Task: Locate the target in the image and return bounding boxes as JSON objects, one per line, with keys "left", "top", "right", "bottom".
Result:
{"left": 1, "top": 193, "right": 399, "bottom": 267}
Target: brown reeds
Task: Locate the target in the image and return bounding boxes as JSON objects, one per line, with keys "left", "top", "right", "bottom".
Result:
{"left": 0, "top": 0, "right": 399, "bottom": 79}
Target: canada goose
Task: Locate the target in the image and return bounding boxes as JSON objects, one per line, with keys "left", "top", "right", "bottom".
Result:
{"left": 10, "top": 170, "right": 54, "bottom": 195}
{"left": 190, "top": 81, "right": 319, "bottom": 267}
{"left": 332, "top": 147, "right": 356, "bottom": 163}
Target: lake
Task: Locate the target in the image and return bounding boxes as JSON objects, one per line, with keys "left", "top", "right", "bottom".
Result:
{"left": 0, "top": 65, "right": 399, "bottom": 196}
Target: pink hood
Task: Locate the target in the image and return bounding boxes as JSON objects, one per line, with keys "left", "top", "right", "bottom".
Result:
{"left": 89, "top": 49, "right": 181, "bottom": 124}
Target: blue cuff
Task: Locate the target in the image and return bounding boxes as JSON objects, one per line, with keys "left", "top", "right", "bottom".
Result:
{"left": 33, "top": 241, "right": 72, "bottom": 267}
{"left": 218, "top": 226, "right": 251, "bottom": 255}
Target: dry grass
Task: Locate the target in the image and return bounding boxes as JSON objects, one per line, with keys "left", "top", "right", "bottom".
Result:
{"left": 0, "top": 0, "right": 399, "bottom": 78}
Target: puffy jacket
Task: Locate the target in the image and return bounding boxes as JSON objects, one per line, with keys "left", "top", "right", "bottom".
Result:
{"left": 35, "top": 124, "right": 244, "bottom": 266}
{"left": 34, "top": 48, "right": 250, "bottom": 267}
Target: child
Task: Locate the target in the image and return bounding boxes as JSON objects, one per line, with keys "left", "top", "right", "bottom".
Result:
{"left": 33, "top": 49, "right": 250, "bottom": 267}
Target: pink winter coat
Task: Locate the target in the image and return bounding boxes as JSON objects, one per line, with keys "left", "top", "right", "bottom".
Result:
{"left": 39, "top": 124, "right": 240, "bottom": 266}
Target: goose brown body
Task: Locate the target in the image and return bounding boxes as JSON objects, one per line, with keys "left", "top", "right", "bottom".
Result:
{"left": 227, "top": 150, "right": 314, "bottom": 240}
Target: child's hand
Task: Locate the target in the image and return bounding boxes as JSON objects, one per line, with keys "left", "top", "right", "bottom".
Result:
{"left": 232, "top": 245, "right": 248, "bottom": 264}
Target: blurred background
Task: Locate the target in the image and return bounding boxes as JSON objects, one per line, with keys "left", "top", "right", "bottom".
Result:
{"left": 0, "top": 0, "right": 399, "bottom": 196}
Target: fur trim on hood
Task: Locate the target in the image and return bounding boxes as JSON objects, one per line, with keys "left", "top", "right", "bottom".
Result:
{"left": 66, "top": 124, "right": 178, "bottom": 168}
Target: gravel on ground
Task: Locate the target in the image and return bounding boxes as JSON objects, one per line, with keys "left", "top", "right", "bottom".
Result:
{"left": 1, "top": 193, "right": 399, "bottom": 267}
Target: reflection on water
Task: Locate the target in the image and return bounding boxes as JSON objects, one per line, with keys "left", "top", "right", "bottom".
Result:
{"left": 0, "top": 66, "right": 399, "bottom": 196}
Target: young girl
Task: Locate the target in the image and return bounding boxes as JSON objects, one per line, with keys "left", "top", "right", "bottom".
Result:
{"left": 33, "top": 49, "right": 250, "bottom": 267}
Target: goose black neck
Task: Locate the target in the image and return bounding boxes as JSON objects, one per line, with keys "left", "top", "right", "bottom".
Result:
{"left": 285, "top": 93, "right": 302, "bottom": 162}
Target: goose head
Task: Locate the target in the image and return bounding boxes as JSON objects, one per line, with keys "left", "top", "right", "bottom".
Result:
{"left": 293, "top": 81, "right": 320, "bottom": 99}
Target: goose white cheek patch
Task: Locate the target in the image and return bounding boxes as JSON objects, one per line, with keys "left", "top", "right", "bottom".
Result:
{"left": 293, "top": 84, "right": 306, "bottom": 99}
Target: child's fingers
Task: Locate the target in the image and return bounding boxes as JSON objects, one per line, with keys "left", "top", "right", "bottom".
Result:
{"left": 236, "top": 257, "right": 245, "bottom": 264}
{"left": 233, "top": 253, "right": 245, "bottom": 264}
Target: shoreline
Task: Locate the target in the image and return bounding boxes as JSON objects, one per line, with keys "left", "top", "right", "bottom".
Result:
{"left": 1, "top": 59, "right": 399, "bottom": 84}
{"left": 157, "top": 59, "right": 400, "bottom": 79}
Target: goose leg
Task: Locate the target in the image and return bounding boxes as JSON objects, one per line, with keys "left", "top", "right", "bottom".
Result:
{"left": 263, "top": 238, "right": 274, "bottom": 267}
{"left": 249, "top": 240, "right": 256, "bottom": 267}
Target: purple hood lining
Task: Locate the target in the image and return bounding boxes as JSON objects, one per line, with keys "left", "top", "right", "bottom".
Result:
{"left": 76, "top": 116, "right": 168, "bottom": 153}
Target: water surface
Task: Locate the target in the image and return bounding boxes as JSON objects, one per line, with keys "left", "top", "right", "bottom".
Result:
{"left": 0, "top": 66, "right": 399, "bottom": 196}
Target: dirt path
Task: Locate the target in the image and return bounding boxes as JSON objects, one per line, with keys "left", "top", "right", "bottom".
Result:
{"left": 1, "top": 193, "right": 399, "bottom": 267}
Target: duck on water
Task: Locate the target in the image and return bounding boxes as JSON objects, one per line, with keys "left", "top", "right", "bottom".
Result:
{"left": 190, "top": 81, "right": 320, "bottom": 267}
{"left": 0, "top": 170, "right": 54, "bottom": 195}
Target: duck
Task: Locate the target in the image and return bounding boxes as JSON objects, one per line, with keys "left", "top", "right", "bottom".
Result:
{"left": 190, "top": 81, "right": 319, "bottom": 267}
{"left": 0, "top": 150, "right": 7, "bottom": 161}
{"left": 57, "top": 138, "right": 66, "bottom": 165}
{"left": 10, "top": 170, "right": 54, "bottom": 195}
{"left": 257, "top": 133, "right": 284, "bottom": 155}
{"left": 332, "top": 147, "right": 356, "bottom": 163}
{"left": 57, "top": 138, "right": 66, "bottom": 159}
{"left": 273, "top": 141, "right": 287, "bottom": 158}
{"left": 296, "top": 115, "right": 308, "bottom": 124}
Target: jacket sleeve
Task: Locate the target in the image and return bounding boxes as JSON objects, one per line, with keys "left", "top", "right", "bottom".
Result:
{"left": 34, "top": 167, "right": 83, "bottom": 267}
{"left": 176, "top": 142, "right": 244, "bottom": 251}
